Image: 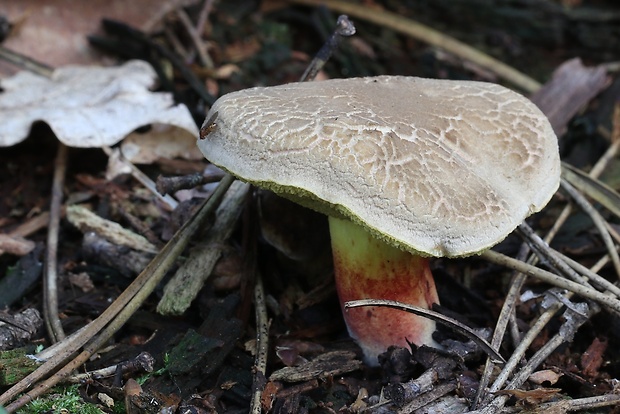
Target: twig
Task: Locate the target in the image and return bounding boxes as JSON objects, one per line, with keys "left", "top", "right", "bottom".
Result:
{"left": 482, "top": 298, "right": 564, "bottom": 404}
{"left": 250, "top": 273, "right": 269, "bottom": 414}
{"left": 537, "top": 106, "right": 620, "bottom": 271}
{"left": 196, "top": 0, "right": 217, "bottom": 36}
{"left": 1, "top": 174, "right": 236, "bottom": 412}
{"left": 472, "top": 245, "right": 529, "bottom": 409}
{"left": 156, "top": 170, "right": 225, "bottom": 195}
{"left": 300, "top": 14, "right": 356, "bottom": 82}
{"left": 345, "top": 299, "right": 505, "bottom": 364}
{"left": 560, "top": 178, "right": 620, "bottom": 279}
{"left": 480, "top": 300, "right": 600, "bottom": 413}
{"left": 287, "top": 0, "right": 541, "bottom": 93}
{"left": 397, "top": 381, "right": 457, "bottom": 414}
{"left": 525, "top": 393, "right": 620, "bottom": 412}
{"left": 43, "top": 143, "right": 68, "bottom": 343}
{"left": 481, "top": 250, "right": 620, "bottom": 315}
{"left": 0, "top": 46, "right": 53, "bottom": 77}
{"left": 518, "top": 223, "right": 597, "bottom": 288}
{"left": 176, "top": 8, "right": 214, "bottom": 69}
{"left": 66, "top": 351, "right": 154, "bottom": 384}
{"left": 103, "top": 146, "right": 179, "bottom": 210}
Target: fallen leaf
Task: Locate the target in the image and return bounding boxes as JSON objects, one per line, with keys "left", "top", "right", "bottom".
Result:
{"left": 530, "top": 58, "right": 609, "bottom": 136}
{"left": 495, "top": 388, "right": 562, "bottom": 405}
{"left": 528, "top": 369, "right": 563, "bottom": 385}
{"left": 580, "top": 337, "right": 608, "bottom": 378}
{"left": 0, "top": 0, "right": 191, "bottom": 75}
{"left": 0, "top": 60, "right": 198, "bottom": 148}
{"left": 120, "top": 124, "right": 203, "bottom": 164}
{"left": 0, "top": 234, "right": 35, "bottom": 256}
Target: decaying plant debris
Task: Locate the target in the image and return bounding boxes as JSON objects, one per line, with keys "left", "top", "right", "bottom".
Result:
{"left": 1, "top": 1, "right": 620, "bottom": 413}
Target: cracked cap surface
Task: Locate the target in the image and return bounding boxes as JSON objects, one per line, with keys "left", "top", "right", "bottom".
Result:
{"left": 197, "top": 76, "right": 560, "bottom": 257}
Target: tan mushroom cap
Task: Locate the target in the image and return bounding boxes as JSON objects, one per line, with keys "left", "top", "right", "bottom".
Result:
{"left": 198, "top": 76, "right": 560, "bottom": 257}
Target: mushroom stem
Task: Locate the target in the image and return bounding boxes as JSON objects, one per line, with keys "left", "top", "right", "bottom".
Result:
{"left": 328, "top": 216, "right": 440, "bottom": 366}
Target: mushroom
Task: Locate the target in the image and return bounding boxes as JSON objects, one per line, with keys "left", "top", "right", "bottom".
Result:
{"left": 197, "top": 76, "right": 560, "bottom": 365}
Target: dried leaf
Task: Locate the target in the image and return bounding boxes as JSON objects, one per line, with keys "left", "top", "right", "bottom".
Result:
{"left": 0, "top": 60, "right": 198, "bottom": 148}
{"left": 0, "top": 234, "right": 35, "bottom": 256}
{"left": 530, "top": 58, "right": 609, "bottom": 136}
{"left": 495, "top": 388, "right": 562, "bottom": 405}
{"left": 261, "top": 381, "right": 282, "bottom": 412}
{"left": 120, "top": 124, "right": 203, "bottom": 164}
{"left": 0, "top": 0, "right": 188, "bottom": 75}
{"left": 528, "top": 369, "right": 563, "bottom": 385}
{"left": 580, "top": 337, "right": 607, "bottom": 378}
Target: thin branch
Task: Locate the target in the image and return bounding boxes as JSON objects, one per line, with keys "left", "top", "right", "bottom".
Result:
{"left": 300, "top": 14, "right": 356, "bottom": 82}
{"left": 560, "top": 178, "right": 620, "bottom": 279}
{"left": 176, "top": 8, "right": 214, "bottom": 68}
{"left": 43, "top": 143, "right": 68, "bottom": 343}
{"left": 472, "top": 245, "right": 529, "bottom": 409}
{"left": 102, "top": 146, "right": 179, "bottom": 210}
{"left": 345, "top": 299, "right": 505, "bottom": 364}
{"left": 481, "top": 250, "right": 620, "bottom": 315}
{"left": 250, "top": 274, "right": 269, "bottom": 414}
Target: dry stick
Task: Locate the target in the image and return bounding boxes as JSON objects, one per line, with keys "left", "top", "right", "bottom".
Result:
{"left": 397, "top": 381, "right": 457, "bottom": 414}
{"left": 345, "top": 299, "right": 505, "bottom": 364}
{"left": 472, "top": 245, "right": 529, "bottom": 409}
{"left": 480, "top": 302, "right": 600, "bottom": 414}
{"left": 195, "top": 0, "right": 217, "bottom": 36}
{"left": 250, "top": 274, "right": 269, "bottom": 414}
{"left": 156, "top": 170, "right": 225, "bottom": 195}
{"left": 482, "top": 299, "right": 564, "bottom": 405}
{"left": 514, "top": 393, "right": 620, "bottom": 413}
{"left": 164, "top": 25, "right": 190, "bottom": 60}
{"left": 480, "top": 250, "right": 620, "bottom": 314}
{"left": 176, "top": 8, "right": 214, "bottom": 69}
{"left": 287, "top": 0, "right": 541, "bottom": 93}
{"left": 102, "top": 146, "right": 179, "bottom": 210}
{"left": 474, "top": 305, "right": 599, "bottom": 414}
{"left": 520, "top": 225, "right": 620, "bottom": 297}
{"left": 0, "top": 46, "right": 53, "bottom": 77}
{"left": 1, "top": 174, "right": 236, "bottom": 412}
{"left": 518, "top": 223, "right": 600, "bottom": 289}
{"left": 299, "top": 14, "right": 356, "bottom": 82}
{"left": 560, "top": 178, "right": 620, "bottom": 278}
{"left": 478, "top": 250, "right": 612, "bottom": 409}
{"left": 43, "top": 143, "right": 68, "bottom": 343}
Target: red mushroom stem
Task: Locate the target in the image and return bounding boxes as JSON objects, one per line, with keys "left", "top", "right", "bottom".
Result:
{"left": 328, "top": 216, "right": 440, "bottom": 366}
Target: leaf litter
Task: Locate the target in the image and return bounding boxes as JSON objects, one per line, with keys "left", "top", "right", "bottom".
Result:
{"left": 0, "top": 1, "right": 620, "bottom": 413}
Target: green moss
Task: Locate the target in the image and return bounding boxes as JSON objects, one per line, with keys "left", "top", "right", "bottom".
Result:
{"left": 17, "top": 384, "right": 109, "bottom": 414}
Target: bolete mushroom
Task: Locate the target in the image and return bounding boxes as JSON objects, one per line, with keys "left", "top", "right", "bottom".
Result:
{"left": 197, "top": 76, "right": 560, "bottom": 365}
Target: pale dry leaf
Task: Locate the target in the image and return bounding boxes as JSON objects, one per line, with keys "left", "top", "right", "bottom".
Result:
{"left": 120, "top": 124, "right": 204, "bottom": 164}
{"left": 0, "top": 0, "right": 193, "bottom": 75}
{"left": 0, "top": 60, "right": 199, "bottom": 147}
{"left": 528, "top": 369, "right": 563, "bottom": 385}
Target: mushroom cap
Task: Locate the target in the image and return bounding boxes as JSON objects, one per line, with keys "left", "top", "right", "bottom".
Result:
{"left": 197, "top": 76, "right": 560, "bottom": 257}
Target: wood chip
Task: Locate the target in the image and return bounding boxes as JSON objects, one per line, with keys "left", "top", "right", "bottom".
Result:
{"left": 269, "top": 350, "right": 362, "bottom": 382}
